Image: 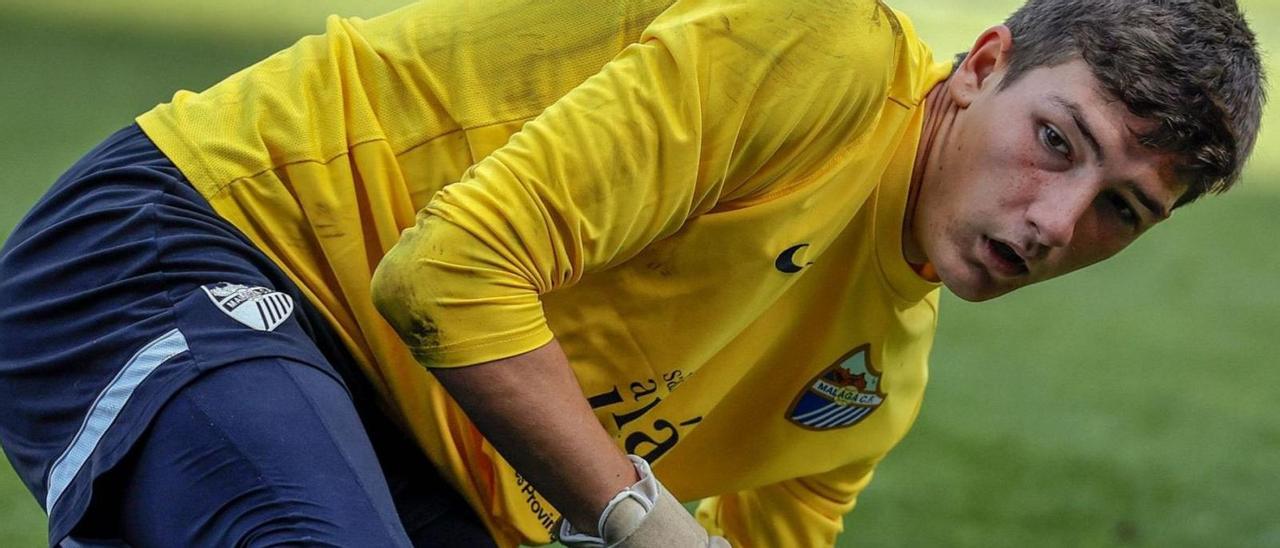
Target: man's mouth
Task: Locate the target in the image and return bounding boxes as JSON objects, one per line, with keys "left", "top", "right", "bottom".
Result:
{"left": 984, "top": 237, "right": 1029, "bottom": 277}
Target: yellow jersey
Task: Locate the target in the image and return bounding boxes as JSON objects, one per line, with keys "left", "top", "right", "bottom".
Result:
{"left": 137, "top": 0, "right": 952, "bottom": 545}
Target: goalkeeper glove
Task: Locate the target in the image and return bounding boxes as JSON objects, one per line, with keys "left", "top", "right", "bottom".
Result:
{"left": 559, "top": 455, "right": 730, "bottom": 548}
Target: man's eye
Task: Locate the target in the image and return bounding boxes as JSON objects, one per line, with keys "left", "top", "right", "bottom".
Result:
{"left": 1040, "top": 125, "right": 1071, "bottom": 158}
{"left": 1108, "top": 193, "right": 1139, "bottom": 228}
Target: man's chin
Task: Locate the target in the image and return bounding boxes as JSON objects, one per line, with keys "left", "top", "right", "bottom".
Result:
{"left": 937, "top": 267, "right": 1018, "bottom": 302}
{"left": 944, "top": 283, "right": 1002, "bottom": 302}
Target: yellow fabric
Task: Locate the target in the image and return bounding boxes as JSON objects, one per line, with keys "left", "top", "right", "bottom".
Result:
{"left": 137, "top": 0, "right": 951, "bottom": 545}
{"left": 696, "top": 461, "right": 878, "bottom": 547}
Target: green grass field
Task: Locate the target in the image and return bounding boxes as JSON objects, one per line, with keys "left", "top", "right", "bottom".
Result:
{"left": 2, "top": 1, "right": 1278, "bottom": 546}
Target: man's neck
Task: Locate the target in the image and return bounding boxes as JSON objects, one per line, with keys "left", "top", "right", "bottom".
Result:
{"left": 903, "top": 79, "right": 956, "bottom": 266}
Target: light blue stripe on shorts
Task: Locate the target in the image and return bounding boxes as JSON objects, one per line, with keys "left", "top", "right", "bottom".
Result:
{"left": 45, "top": 328, "right": 189, "bottom": 515}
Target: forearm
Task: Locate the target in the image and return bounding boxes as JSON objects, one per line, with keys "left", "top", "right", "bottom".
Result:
{"left": 429, "top": 339, "right": 636, "bottom": 535}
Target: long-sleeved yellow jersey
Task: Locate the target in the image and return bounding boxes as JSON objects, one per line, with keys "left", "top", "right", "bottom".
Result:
{"left": 137, "top": 0, "right": 951, "bottom": 545}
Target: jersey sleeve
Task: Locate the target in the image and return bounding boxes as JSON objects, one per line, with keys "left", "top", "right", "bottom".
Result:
{"left": 694, "top": 461, "right": 878, "bottom": 547}
{"left": 372, "top": 0, "right": 900, "bottom": 367}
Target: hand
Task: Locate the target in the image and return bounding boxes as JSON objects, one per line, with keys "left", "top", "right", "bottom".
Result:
{"left": 560, "top": 456, "right": 730, "bottom": 548}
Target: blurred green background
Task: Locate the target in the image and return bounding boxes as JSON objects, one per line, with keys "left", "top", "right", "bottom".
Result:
{"left": 1, "top": 1, "right": 1277, "bottom": 546}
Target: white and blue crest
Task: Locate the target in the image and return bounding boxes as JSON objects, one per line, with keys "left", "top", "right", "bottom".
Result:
{"left": 202, "top": 282, "right": 294, "bottom": 332}
{"left": 786, "top": 345, "right": 885, "bottom": 430}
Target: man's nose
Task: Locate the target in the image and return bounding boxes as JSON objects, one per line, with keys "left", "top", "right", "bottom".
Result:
{"left": 1026, "top": 180, "right": 1094, "bottom": 249}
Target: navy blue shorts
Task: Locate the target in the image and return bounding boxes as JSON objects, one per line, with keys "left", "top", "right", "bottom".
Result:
{"left": 0, "top": 125, "right": 494, "bottom": 547}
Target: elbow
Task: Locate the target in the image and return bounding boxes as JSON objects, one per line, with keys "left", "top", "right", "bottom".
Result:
{"left": 371, "top": 249, "right": 442, "bottom": 353}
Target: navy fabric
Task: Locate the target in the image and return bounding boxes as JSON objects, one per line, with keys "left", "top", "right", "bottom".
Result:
{"left": 102, "top": 359, "right": 411, "bottom": 547}
{"left": 0, "top": 125, "right": 495, "bottom": 547}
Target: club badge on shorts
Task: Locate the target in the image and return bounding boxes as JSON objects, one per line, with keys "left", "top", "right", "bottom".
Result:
{"left": 202, "top": 282, "right": 294, "bottom": 332}
{"left": 786, "top": 344, "right": 885, "bottom": 430}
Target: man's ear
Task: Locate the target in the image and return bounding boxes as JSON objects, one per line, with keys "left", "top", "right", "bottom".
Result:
{"left": 950, "top": 25, "right": 1013, "bottom": 107}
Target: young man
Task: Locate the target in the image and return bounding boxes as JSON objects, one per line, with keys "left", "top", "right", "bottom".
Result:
{"left": 0, "top": 0, "right": 1263, "bottom": 546}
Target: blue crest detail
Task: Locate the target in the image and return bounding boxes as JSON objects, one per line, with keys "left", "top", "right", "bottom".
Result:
{"left": 787, "top": 345, "right": 884, "bottom": 430}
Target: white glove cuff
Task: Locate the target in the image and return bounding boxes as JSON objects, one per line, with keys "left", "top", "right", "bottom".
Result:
{"left": 558, "top": 455, "right": 658, "bottom": 547}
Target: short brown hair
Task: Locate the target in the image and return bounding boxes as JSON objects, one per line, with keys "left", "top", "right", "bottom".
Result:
{"left": 1000, "top": 0, "right": 1266, "bottom": 206}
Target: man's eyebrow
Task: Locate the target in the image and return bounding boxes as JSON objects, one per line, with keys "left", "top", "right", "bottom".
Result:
{"left": 1126, "top": 181, "right": 1170, "bottom": 221}
{"left": 1049, "top": 96, "right": 1171, "bottom": 221}
{"left": 1050, "top": 95, "right": 1103, "bottom": 163}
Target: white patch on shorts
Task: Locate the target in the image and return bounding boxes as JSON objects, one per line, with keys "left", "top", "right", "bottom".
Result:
{"left": 201, "top": 282, "right": 294, "bottom": 332}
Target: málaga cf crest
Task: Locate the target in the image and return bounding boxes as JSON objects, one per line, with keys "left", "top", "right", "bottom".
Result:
{"left": 786, "top": 345, "right": 885, "bottom": 430}
{"left": 202, "top": 282, "right": 294, "bottom": 332}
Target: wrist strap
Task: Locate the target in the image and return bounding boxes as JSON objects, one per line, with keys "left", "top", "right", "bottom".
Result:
{"left": 559, "top": 455, "right": 657, "bottom": 547}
